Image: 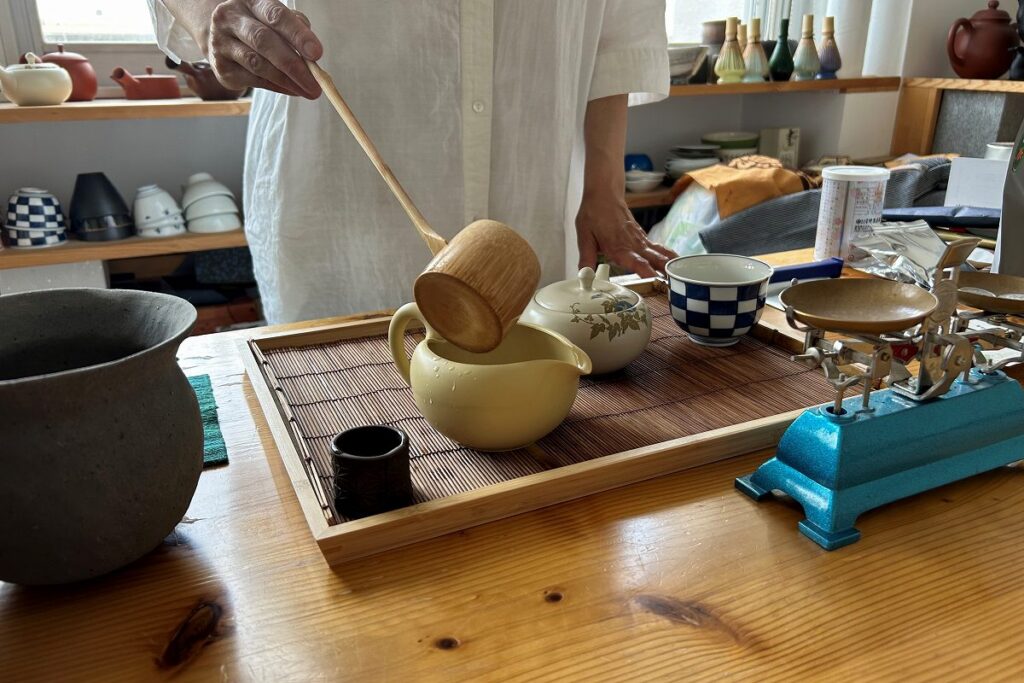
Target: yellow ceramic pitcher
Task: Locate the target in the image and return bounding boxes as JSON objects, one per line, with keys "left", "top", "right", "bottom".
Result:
{"left": 388, "top": 303, "right": 592, "bottom": 451}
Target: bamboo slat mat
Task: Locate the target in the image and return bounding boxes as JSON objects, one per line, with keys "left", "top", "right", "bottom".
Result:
{"left": 261, "top": 295, "right": 836, "bottom": 524}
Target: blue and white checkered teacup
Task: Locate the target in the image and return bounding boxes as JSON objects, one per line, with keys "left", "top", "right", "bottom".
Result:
{"left": 666, "top": 254, "right": 774, "bottom": 347}
{"left": 6, "top": 188, "right": 66, "bottom": 231}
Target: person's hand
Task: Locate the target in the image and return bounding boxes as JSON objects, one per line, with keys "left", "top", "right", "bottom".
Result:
{"left": 203, "top": 0, "right": 323, "bottom": 98}
{"left": 575, "top": 194, "right": 677, "bottom": 278}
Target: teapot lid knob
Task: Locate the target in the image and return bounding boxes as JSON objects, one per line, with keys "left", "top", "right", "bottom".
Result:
{"left": 989, "top": 0, "right": 999, "bottom": 8}
{"left": 24, "top": 52, "right": 40, "bottom": 65}
{"left": 578, "top": 267, "right": 596, "bottom": 291}
{"left": 146, "top": 66, "right": 154, "bottom": 75}
{"left": 57, "top": 44, "right": 65, "bottom": 53}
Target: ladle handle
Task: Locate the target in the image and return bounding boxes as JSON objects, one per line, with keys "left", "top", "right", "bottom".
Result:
{"left": 306, "top": 60, "right": 448, "bottom": 256}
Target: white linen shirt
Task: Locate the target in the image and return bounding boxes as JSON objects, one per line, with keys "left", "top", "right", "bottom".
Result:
{"left": 150, "top": 0, "right": 668, "bottom": 323}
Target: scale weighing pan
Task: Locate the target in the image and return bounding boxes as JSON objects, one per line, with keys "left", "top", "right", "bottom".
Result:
{"left": 957, "top": 271, "right": 1024, "bottom": 315}
{"left": 779, "top": 278, "right": 939, "bottom": 334}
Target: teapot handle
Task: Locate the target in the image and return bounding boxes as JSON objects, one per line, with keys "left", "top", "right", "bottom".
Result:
{"left": 947, "top": 18, "right": 973, "bottom": 68}
{"left": 388, "top": 302, "right": 427, "bottom": 385}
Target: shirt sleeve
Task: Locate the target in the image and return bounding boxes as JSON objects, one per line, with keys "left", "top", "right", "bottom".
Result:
{"left": 589, "top": 0, "right": 670, "bottom": 105}
{"left": 146, "top": 0, "right": 206, "bottom": 63}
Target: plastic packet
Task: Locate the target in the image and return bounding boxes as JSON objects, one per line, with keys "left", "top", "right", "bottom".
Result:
{"left": 847, "top": 220, "right": 949, "bottom": 288}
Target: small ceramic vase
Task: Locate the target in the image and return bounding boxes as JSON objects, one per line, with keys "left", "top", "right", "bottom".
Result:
{"left": 769, "top": 17, "right": 795, "bottom": 81}
{"left": 817, "top": 16, "right": 842, "bottom": 79}
{"left": 715, "top": 17, "right": 746, "bottom": 84}
{"left": 792, "top": 14, "right": 821, "bottom": 81}
{"left": 743, "top": 17, "right": 770, "bottom": 83}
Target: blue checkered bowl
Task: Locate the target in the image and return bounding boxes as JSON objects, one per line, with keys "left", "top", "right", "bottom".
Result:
{"left": 666, "top": 254, "right": 774, "bottom": 347}
{"left": 3, "top": 226, "right": 68, "bottom": 249}
{"left": 6, "top": 188, "right": 66, "bottom": 231}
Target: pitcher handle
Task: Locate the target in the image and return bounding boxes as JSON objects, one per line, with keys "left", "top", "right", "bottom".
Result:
{"left": 388, "top": 302, "right": 425, "bottom": 385}
{"left": 946, "top": 18, "right": 972, "bottom": 69}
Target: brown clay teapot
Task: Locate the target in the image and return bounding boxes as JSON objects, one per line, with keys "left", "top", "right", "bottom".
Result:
{"left": 164, "top": 57, "right": 246, "bottom": 101}
{"left": 111, "top": 66, "right": 181, "bottom": 100}
{"left": 947, "top": 1, "right": 1019, "bottom": 79}
{"left": 20, "top": 44, "right": 96, "bottom": 101}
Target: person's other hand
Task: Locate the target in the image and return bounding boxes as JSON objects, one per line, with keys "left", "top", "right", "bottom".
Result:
{"left": 204, "top": 0, "right": 323, "bottom": 98}
{"left": 576, "top": 194, "right": 677, "bottom": 278}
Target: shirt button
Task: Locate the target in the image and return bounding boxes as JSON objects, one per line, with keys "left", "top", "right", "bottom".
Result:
{"left": 472, "top": 100, "right": 486, "bottom": 114}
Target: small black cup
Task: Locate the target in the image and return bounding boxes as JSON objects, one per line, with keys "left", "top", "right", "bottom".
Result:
{"left": 331, "top": 426, "right": 413, "bottom": 519}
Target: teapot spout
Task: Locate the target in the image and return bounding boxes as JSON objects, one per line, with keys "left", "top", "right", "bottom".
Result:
{"left": 165, "top": 56, "right": 197, "bottom": 77}
{"left": 110, "top": 66, "right": 138, "bottom": 88}
{"left": 568, "top": 345, "right": 593, "bottom": 376}
{"left": 0, "top": 66, "right": 12, "bottom": 94}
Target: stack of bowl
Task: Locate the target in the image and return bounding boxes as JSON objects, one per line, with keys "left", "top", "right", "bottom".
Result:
{"left": 133, "top": 185, "right": 185, "bottom": 238}
{"left": 69, "top": 172, "right": 134, "bottom": 241}
{"left": 625, "top": 170, "right": 665, "bottom": 193}
{"left": 666, "top": 144, "right": 720, "bottom": 179}
{"left": 3, "top": 188, "right": 69, "bottom": 249}
{"left": 182, "top": 173, "right": 242, "bottom": 233}
{"left": 702, "top": 132, "right": 761, "bottom": 162}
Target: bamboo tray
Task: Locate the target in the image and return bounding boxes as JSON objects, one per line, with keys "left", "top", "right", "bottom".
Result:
{"left": 242, "top": 280, "right": 835, "bottom": 565}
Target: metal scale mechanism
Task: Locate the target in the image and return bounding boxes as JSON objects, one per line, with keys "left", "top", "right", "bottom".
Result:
{"left": 736, "top": 239, "right": 1024, "bottom": 550}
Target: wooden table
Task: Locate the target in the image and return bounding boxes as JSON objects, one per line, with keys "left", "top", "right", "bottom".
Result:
{"left": 3, "top": 250, "right": 1023, "bottom": 681}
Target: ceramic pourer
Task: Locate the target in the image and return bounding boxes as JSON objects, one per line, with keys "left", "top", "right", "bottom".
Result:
{"left": 520, "top": 264, "right": 652, "bottom": 374}
{"left": 817, "top": 16, "right": 842, "bottom": 79}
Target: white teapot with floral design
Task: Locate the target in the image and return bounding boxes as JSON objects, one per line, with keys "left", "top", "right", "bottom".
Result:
{"left": 520, "top": 264, "right": 652, "bottom": 374}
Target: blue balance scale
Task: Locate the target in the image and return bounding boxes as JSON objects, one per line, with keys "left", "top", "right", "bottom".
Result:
{"left": 736, "top": 242, "right": 1024, "bottom": 550}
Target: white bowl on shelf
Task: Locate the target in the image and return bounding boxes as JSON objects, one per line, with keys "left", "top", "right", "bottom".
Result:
{"left": 181, "top": 172, "right": 235, "bottom": 209}
{"left": 184, "top": 194, "right": 239, "bottom": 220}
{"left": 136, "top": 211, "right": 185, "bottom": 231}
{"left": 187, "top": 211, "right": 242, "bottom": 234}
{"left": 626, "top": 177, "right": 664, "bottom": 193}
{"left": 133, "top": 185, "right": 181, "bottom": 226}
{"left": 137, "top": 223, "right": 187, "bottom": 238}
{"left": 666, "top": 156, "right": 718, "bottom": 179}
{"left": 716, "top": 147, "right": 760, "bottom": 162}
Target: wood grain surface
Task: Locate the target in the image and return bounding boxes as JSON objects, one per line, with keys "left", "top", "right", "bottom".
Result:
{"left": 2, "top": 250, "right": 1023, "bottom": 681}
{"left": 0, "top": 98, "right": 251, "bottom": 124}
{"left": 0, "top": 230, "right": 248, "bottom": 270}
{"left": 669, "top": 76, "right": 900, "bottom": 97}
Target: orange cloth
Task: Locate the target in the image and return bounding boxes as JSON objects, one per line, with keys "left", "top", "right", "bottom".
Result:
{"left": 669, "top": 155, "right": 810, "bottom": 219}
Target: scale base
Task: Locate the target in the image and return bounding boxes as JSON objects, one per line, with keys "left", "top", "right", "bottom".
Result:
{"left": 736, "top": 371, "right": 1024, "bottom": 550}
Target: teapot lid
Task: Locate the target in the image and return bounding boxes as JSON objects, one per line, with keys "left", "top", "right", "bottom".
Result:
{"left": 46, "top": 44, "right": 88, "bottom": 62}
{"left": 9, "top": 52, "right": 63, "bottom": 71}
{"left": 533, "top": 264, "right": 641, "bottom": 314}
{"left": 971, "top": 1, "right": 1011, "bottom": 22}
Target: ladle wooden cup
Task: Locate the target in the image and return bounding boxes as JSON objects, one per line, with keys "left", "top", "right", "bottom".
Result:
{"left": 307, "top": 60, "right": 540, "bottom": 353}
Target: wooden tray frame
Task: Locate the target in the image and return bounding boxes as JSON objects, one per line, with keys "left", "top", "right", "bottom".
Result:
{"left": 241, "top": 279, "right": 809, "bottom": 565}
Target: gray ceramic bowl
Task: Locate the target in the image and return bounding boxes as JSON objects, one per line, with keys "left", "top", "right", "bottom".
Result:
{"left": 0, "top": 288, "right": 203, "bottom": 585}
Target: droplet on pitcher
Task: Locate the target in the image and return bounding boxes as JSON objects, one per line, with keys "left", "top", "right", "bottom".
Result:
{"left": 451, "top": 383, "right": 456, "bottom": 391}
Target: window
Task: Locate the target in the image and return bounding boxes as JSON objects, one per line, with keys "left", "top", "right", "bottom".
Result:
{"left": 665, "top": 0, "right": 829, "bottom": 44}
{"left": 35, "top": 0, "right": 156, "bottom": 44}
{"left": 666, "top": 0, "right": 747, "bottom": 44}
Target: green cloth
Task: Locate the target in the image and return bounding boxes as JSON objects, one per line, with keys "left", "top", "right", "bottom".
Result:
{"left": 189, "top": 374, "right": 228, "bottom": 467}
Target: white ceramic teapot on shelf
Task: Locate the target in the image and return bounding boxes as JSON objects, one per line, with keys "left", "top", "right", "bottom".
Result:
{"left": 0, "top": 53, "right": 73, "bottom": 106}
{"left": 520, "top": 264, "right": 652, "bottom": 374}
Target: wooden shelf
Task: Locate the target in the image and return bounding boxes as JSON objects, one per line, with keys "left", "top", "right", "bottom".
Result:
{"left": 0, "top": 97, "right": 251, "bottom": 123}
{"left": 903, "top": 77, "right": 1024, "bottom": 94}
{"left": 626, "top": 188, "right": 674, "bottom": 209}
{"left": 0, "top": 230, "right": 247, "bottom": 270}
{"left": 670, "top": 76, "right": 901, "bottom": 97}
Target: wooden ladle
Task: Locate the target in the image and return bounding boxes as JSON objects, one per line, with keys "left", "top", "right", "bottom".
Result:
{"left": 307, "top": 60, "right": 541, "bottom": 353}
